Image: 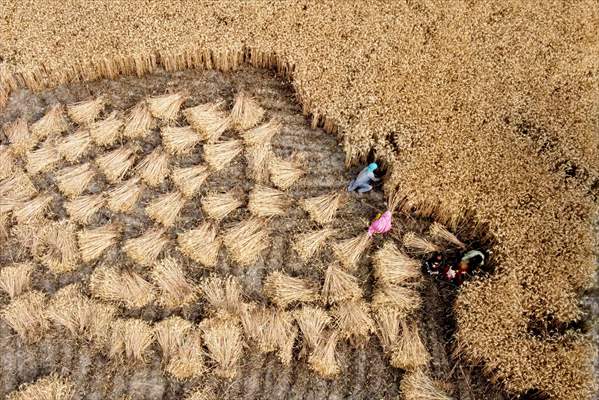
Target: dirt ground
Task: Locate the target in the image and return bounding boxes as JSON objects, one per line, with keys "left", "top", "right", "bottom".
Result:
{"left": 0, "top": 68, "right": 507, "bottom": 399}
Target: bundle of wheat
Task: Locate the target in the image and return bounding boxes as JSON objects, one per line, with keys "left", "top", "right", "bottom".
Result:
{"left": 161, "top": 125, "right": 201, "bottom": 155}
{"left": 95, "top": 146, "right": 136, "bottom": 183}
{"left": 223, "top": 218, "right": 270, "bottom": 266}
{"left": 230, "top": 91, "right": 264, "bottom": 131}
{"left": 0, "top": 172, "right": 37, "bottom": 208}
{"left": 123, "top": 101, "right": 154, "bottom": 139}
{"left": 77, "top": 224, "right": 120, "bottom": 262}
{"left": 64, "top": 193, "right": 105, "bottom": 224}
{"left": 90, "top": 266, "right": 156, "bottom": 309}
{"left": 239, "top": 303, "right": 265, "bottom": 343}
{"left": 123, "top": 228, "right": 168, "bottom": 266}
{"left": 268, "top": 156, "right": 305, "bottom": 190}
{"left": 308, "top": 330, "right": 340, "bottom": 378}
{"left": 89, "top": 112, "right": 123, "bottom": 146}
{"left": 6, "top": 374, "right": 74, "bottom": 400}
{"left": 391, "top": 320, "right": 430, "bottom": 370}
{"left": 399, "top": 369, "right": 452, "bottom": 400}
{"left": 67, "top": 96, "right": 105, "bottom": 125}
{"left": 185, "top": 387, "right": 217, "bottom": 400}
{"left": 151, "top": 256, "right": 198, "bottom": 308}
{"left": 13, "top": 193, "right": 53, "bottom": 224}
{"left": 300, "top": 192, "right": 343, "bottom": 225}
{"left": 110, "top": 318, "right": 155, "bottom": 362}
{"left": 147, "top": 92, "right": 187, "bottom": 121}
{"left": 292, "top": 228, "right": 336, "bottom": 261}
{"left": 35, "top": 221, "right": 80, "bottom": 273}
{"left": 372, "top": 284, "right": 422, "bottom": 315}
{"left": 245, "top": 143, "right": 273, "bottom": 183}
{"left": 57, "top": 129, "right": 91, "bottom": 162}
{"left": 332, "top": 299, "right": 375, "bottom": 345}
{"left": 26, "top": 140, "right": 60, "bottom": 174}
{"left": 332, "top": 232, "right": 371, "bottom": 271}
{"left": 248, "top": 185, "right": 291, "bottom": 217}
{"left": 0, "top": 146, "right": 15, "bottom": 180}
{"left": 201, "top": 317, "right": 244, "bottom": 379}
{"left": 322, "top": 263, "right": 363, "bottom": 305}
{"left": 403, "top": 232, "right": 441, "bottom": 255}
{"left": 30, "top": 104, "right": 69, "bottom": 140}
{"left": 0, "top": 262, "right": 33, "bottom": 298}
{"left": 264, "top": 271, "right": 319, "bottom": 308}
{"left": 54, "top": 163, "right": 95, "bottom": 198}
{"left": 295, "top": 305, "right": 331, "bottom": 350}
{"left": 256, "top": 308, "right": 297, "bottom": 365}
{"left": 374, "top": 306, "right": 402, "bottom": 352}
{"left": 184, "top": 102, "right": 230, "bottom": 142}
{"left": 172, "top": 164, "right": 210, "bottom": 197}
{"left": 200, "top": 276, "right": 243, "bottom": 316}
{"left": 177, "top": 222, "right": 221, "bottom": 268}
{"left": 242, "top": 119, "right": 281, "bottom": 146}
{"left": 86, "top": 301, "right": 117, "bottom": 349}
{"left": 429, "top": 222, "right": 465, "bottom": 249}
{"left": 155, "top": 316, "right": 193, "bottom": 360}
{"left": 203, "top": 139, "right": 243, "bottom": 171}
{"left": 1, "top": 290, "right": 48, "bottom": 342}
{"left": 166, "top": 329, "right": 205, "bottom": 380}
{"left": 135, "top": 147, "right": 170, "bottom": 187}
{"left": 106, "top": 177, "right": 143, "bottom": 213}
{"left": 201, "top": 190, "right": 243, "bottom": 221}
{"left": 373, "top": 242, "right": 422, "bottom": 285}
{"left": 146, "top": 191, "right": 185, "bottom": 227}
{"left": 4, "top": 118, "right": 36, "bottom": 155}
{"left": 47, "top": 283, "right": 91, "bottom": 336}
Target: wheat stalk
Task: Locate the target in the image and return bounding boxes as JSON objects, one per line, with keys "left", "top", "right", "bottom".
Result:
{"left": 184, "top": 102, "right": 230, "bottom": 142}
{"left": 134, "top": 147, "right": 170, "bottom": 187}
{"left": 255, "top": 308, "right": 297, "bottom": 365}
{"left": 203, "top": 139, "right": 243, "bottom": 171}
{"left": 161, "top": 125, "right": 201, "bottom": 155}
{"left": 47, "top": 283, "right": 91, "bottom": 336}
{"left": 6, "top": 374, "right": 74, "bottom": 400}
{"left": 331, "top": 232, "right": 371, "bottom": 271}
{"left": 372, "top": 284, "right": 421, "bottom": 315}
{"left": 331, "top": 299, "right": 375, "bottom": 345}
{"left": 264, "top": 271, "right": 319, "bottom": 308}
{"left": 123, "top": 100, "right": 154, "bottom": 139}
{"left": 26, "top": 140, "right": 60, "bottom": 174}
{"left": 294, "top": 305, "right": 331, "bottom": 350}
{"left": 390, "top": 320, "right": 430, "bottom": 370}
{"left": 123, "top": 228, "right": 168, "bottom": 266}
{"left": 147, "top": 92, "right": 187, "bottom": 121}
{"left": 151, "top": 256, "right": 198, "bottom": 308}
{"left": 146, "top": 191, "right": 185, "bottom": 227}
{"left": 105, "top": 177, "right": 143, "bottom": 213}
{"left": 0, "top": 146, "right": 15, "bottom": 180}
{"left": 403, "top": 232, "right": 441, "bottom": 255}
{"left": 230, "top": 91, "right": 264, "bottom": 130}
{"left": 57, "top": 129, "right": 91, "bottom": 162}
{"left": 429, "top": 222, "right": 465, "bottom": 249}
{"left": 86, "top": 301, "right": 117, "bottom": 349}
{"left": 4, "top": 117, "right": 36, "bottom": 156}
{"left": 77, "top": 223, "right": 120, "bottom": 262}
{"left": 90, "top": 266, "right": 155, "bottom": 308}
{"left": 200, "top": 276, "right": 244, "bottom": 316}
{"left": 242, "top": 119, "right": 281, "bottom": 146}
{"left": 248, "top": 184, "right": 291, "bottom": 217}
{"left": 201, "top": 190, "right": 243, "bottom": 221}
{"left": 322, "top": 263, "right": 363, "bottom": 305}
{"left": 177, "top": 222, "right": 221, "bottom": 268}
{"left": 400, "top": 369, "right": 452, "bottom": 400}
{"left": 110, "top": 318, "right": 155, "bottom": 362}
{"left": 35, "top": 221, "right": 80, "bottom": 273}
{"left": 172, "top": 164, "right": 210, "bottom": 197}
{"left": 245, "top": 143, "right": 273, "bottom": 184}
{"left": 372, "top": 242, "right": 422, "bottom": 285}
{"left": 95, "top": 146, "right": 136, "bottom": 183}
{"left": 2, "top": 290, "right": 49, "bottom": 343}
{"left": 155, "top": 316, "right": 193, "bottom": 360}
{"left": 0, "top": 262, "right": 33, "bottom": 298}
{"left": 54, "top": 163, "right": 95, "bottom": 198}
{"left": 67, "top": 96, "right": 105, "bottom": 125}
{"left": 269, "top": 156, "right": 305, "bottom": 190}
{"left": 13, "top": 193, "right": 53, "bottom": 224}
{"left": 64, "top": 193, "right": 105, "bottom": 224}
{"left": 30, "top": 104, "right": 69, "bottom": 140}
{"left": 200, "top": 317, "right": 244, "bottom": 379}
{"left": 308, "top": 330, "right": 340, "bottom": 378}
{"left": 300, "top": 191, "right": 343, "bottom": 225}
{"left": 89, "top": 112, "right": 123, "bottom": 146}
{"left": 292, "top": 228, "right": 336, "bottom": 261}
{"left": 165, "top": 329, "right": 205, "bottom": 379}
{"left": 374, "top": 306, "right": 402, "bottom": 352}
{"left": 223, "top": 218, "right": 270, "bottom": 266}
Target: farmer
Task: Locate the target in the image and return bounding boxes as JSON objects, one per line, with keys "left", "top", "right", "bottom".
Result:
{"left": 443, "top": 250, "right": 485, "bottom": 285}
{"left": 347, "top": 162, "right": 379, "bottom": 193}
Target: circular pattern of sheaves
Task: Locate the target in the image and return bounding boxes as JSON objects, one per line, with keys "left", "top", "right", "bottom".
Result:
{"left": 0, "top": 83, "right": 446, "bottom": 399}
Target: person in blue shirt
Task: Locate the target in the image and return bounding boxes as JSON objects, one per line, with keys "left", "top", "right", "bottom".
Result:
{"left": 347, "top": 162, "right": 379, "bottom": 193}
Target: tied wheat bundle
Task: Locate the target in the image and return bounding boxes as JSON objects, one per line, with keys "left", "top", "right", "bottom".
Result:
{"left": 95, "top": 146, "right": 136, "bottom": 183}
{"left": 0, "top": 262, "right": 33, "bottom": 299}
{"left": 263, "top": 271, "right": 319, "bottom": 308}
{"left": 0, "top": 172, "right": 37, "bottom": 212}
{"left": 300, "top": 192, "right": 343, "bottom": 225}
{"left": 308, "top": 330, "right": 340, "bottom": 378}
{"left": 135, "top": 147, "right": 170, "bottom": 187}
{"left": 245, "top": 143, "right": 273, "bottom": 183}
{"left": 166, "top": 330, "right": 206, "bottom": 379}
{"left": 4, "top": 118, "right": 36, "bottom": 156}
{"left": 331, "top": 232, "right": 371, "bottom": 271}
{"left": 123, "top": 228, "right": 168, "bottom": 266}
{"left": 13, "top": 194, "right": 53, "bottom": 224}
{"left": 201, "top": 190, "right": 243, "bottom": 221}
{"left": 161, "top": 125, "right": 201, "bottom": 155}
{"left": 248, "top": 185, "right": 291, "bottom": 217}
{"left": 322, "top": 263, "right": 363, "bottom": 305}
{"left": 109, "top": 318, "right": 155, "bottom": 362}
{"left": 177, "top": 222, "right": 221, "bottom": 268}
{"left": 294, "top": 305, "right": 331, "bottom": 350}
{"left": 155, "top": 316, "right": 193, "bottom": 360}
{"left": 293, "top": 228, "right": 336, "bottom": 261}
{"left": 390, "top": 320, "right": 430, "bottom": 370}
{"left": 201, "top": 317, "right": 244, "bottom": 379}
{"left": 6, "top": 374, "right": 74, "bottom": 400}
{"left": 30, "top": 103, "right": 69, "bottom": 140}
{"left": 429, "top": 222, "right": 465, "bottom": 249}
{"left": 172, "top": 164, "right": 210, "bottom": 197}
{"left": 123, "top": 101, "right": 154, "bottom": 139}
{"left": 35, "top": 221, "right": 80, "bottom": 273}
{"left": 0, "top": 146, "right": 15, "bottom": 180}
{"left": 57, "top": 129, "right": 91, "bottom": 162}
{"left": 203, "top": 139, "right": 243, "bottom": 171}
{"left": 26, "top": 140, "right": 60, "bottom": 174}
{"left": 147, "top": 92, "right": 187, "bottom": 121}
{"left": 77, "top": 224, "right": 120, "bottom": 262}
{"left": 242, "top": 119, "right": 282, "bottom": 147}
{"left": 332, "top": 299, "right": 375, "bottom": 345}
{"left": 373, "top": 242, "right": 422, "bottom": 285}
{"left": 269, "top": 156, "right": 305, "bottom": 190}
{"left": 255, "top": 309, "right": 297, "bottom": 366}
{"left": 230, "top": 91, "right": 264, "bottom": 130}
{"left": 106, "top": 177, "right": 143, "bottom": 213}
{"left": 223, "top": 218, "right": 270, "bottom": 266}
{"left": 54, "top": 163, "right": 95, "bottom": 198}
{"left": 1, "top": 290, "right": 49, "bottom": 343}
{"left": 184, "top": 102, "right": 231, "bottom": 142}
{"left": 86, "top": 301, "right": 117, "bottom": 350}
{"left": 403, "top": 232, "right": 441, "bottom": 255}
{"left": 374, "top": 306, "right": 402, "bottom": 352}
{"left": 89, "top": 112, "right": 123, "bottom": 146}
{"left": 47, "top": 283, "right": 91, "bottom": 336}
{"left": 64, "top": 193, "right": 105, "bottom": 224}
{"left": 90, "top": 266, "right": 155, "bottom": 308}
{"left": 146, "top": 191, "right": 185, "bottom": 227}
{"left": 67, "top": 96, "right": 105, "bottom": 125}
{"left": 372, "top": 284, "right": 422, "bottom": 315}
{"left": 151, "top": 256, "right": 198, "bottom": 308}
{"left": 200, "top": 276, "right": 243, "bottom": 316}
{"left": 399, "top": 370, "right": 453, "bottom": 400}
{"left": 239, "top": 303, "right": 265, "bottom": 343}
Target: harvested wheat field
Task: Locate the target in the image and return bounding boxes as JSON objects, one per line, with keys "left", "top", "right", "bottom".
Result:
{"left": 0, "top": 2, "right": 598, "bottom": 400}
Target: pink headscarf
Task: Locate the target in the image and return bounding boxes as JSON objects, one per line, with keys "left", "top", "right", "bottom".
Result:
{"left": 368, "top": 211, "right": 392, "bottom": 236}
